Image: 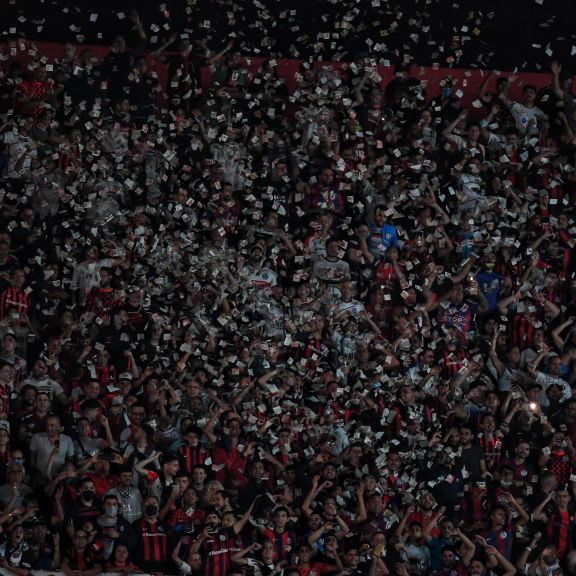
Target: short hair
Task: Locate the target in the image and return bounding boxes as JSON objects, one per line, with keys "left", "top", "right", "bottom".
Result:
{"left": 162, "top": 452, "right": 179, "bottom": 466}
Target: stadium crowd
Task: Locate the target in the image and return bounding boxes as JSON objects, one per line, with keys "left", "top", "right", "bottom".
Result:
{"left": 0, "top": 12, "right": 575, "bottom": 576}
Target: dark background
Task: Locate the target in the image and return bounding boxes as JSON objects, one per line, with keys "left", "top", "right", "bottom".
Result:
{"left": 1, "top": 0, "right": 575, "bottom": 72}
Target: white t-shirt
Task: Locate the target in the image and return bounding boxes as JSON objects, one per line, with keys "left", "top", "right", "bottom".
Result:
{"left": 71, "top": 258, "right": 113, "bottom": 305}
{"left": 312, "top": 258, "right": 351, "bottom": 284}
{"left": 510, "top": 102, "right": 545, "bottom": 136}
{"left": 2, "top": 131, "right": 35, "bottom": 178}
{"left": 30, "top": 432, "right": 74, "bottom": 476}
{"left": 535, "top": 370, "right": 571, "bottom": 407}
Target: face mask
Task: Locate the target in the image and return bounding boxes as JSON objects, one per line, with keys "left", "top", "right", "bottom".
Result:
{"left": 83, "top": 490, "right": 95, "bottom": 502}
{"left": 500, "top": 480, "right": 513, "bottom": 488}
{"left": 105, "top": 505, "right": 118, "bottom": 517}
{"left": 484, "top": 262, "right": 495, "bottom": 270}
{"left": 11, "top": 458, "right": 24, "bottom": 466}
{"left": 145, "top": 504, "right": 158, "bottom": 517}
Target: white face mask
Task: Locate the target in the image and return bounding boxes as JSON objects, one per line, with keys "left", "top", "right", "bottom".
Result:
{"left": 105, "top": 505, "right": 118, "bottom": 518}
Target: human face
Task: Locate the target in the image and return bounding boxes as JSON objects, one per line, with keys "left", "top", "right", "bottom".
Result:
{"left": 73, "top": 531, "right": 88, "bottom": 551}
{"left": 482, "top": 415, "right": 495, "bottom": 433}
{"left": 549, "top": 357, "right": 562, "bottom": 376}
{"left": 9, "top": 526, "right": 23, "bottom": 544}
{"left": 344, "top": 549, "right": 359, "bottom": 568}
{"left": 251, "top": 461, "right": 265, "bottom": 481}
{"left": 326, "top": 240, "right": 339, "bottom": 259}
{"left": 485, "top": 392, "right": 499, "bottom": 413}
{"left": 85, "top": 381, "right": 101, "bottom": 399}
{"left": 164, "top": 459, "right": 180, "bottom": 477}
{"left": 81, "top": 482, "right": 96, "bottom": 500}
{"left": 399, "top": 386, "right": 415, "bottom": 405}
{"left": 223, "top": 513, "right": 236, "bottom": 528}
{"left": 523, "top": 87, "right": 536, "bottom": 104}
{"left": 298, "top": 547, "right": 312, "bottom": 562}
{"left": 491, "top": 508, "right": 506, "bottom": 527}
{"left": 309, "top": 514, "right": 323, "bottom": 530}
{"left": 441, "top": 550, "right": 456, "bottom": 568}
{"left": 189, "top": 553, "right": 202, "bottom": 571}
{"left": 420, "top": 492, "right": 435, "bottom": 511}
{"left": 120, "top": 471, "right": 133, "bottom": 487}
{"left": 186, "top": 380, "right": 201, "bottom": 397}
{"left": 211, "top": 492, "right": 226, "bottom": 509}
{"left": 368, "top": 495, "right": 384, "bottom": 514}
{"left": 12, "top": 269, "right": 26, "bottom": 290}
{"left": 112, "top": 36, "right": 126, "bottom": 52}
{"left": 32, "top": 524, "right": 48, "bottom": 542}
{"left": 557, "top": 491, "right": 570, "bottom": 509}
{"left": 459, "top": 428, "right": 473, "bottom": 445}
{"left": 7, "top": 467, "right": 24, "bottom": 486}
{"left": 1, "top": 336, "right": 16, "bottom": 355}
{"left": 115, "top": 544, "right": 129, "bottom": 563}
{"left": 468, "top": 125, "right": 480, "bottom": 141}
{"left": 78, "top": 420, "right": 91, "bottom": 437}
{"left": 469, "top": 560, "right": 486, "bottom": 576}
{"left": 193, "top": 468, "right": 207, "bottom": 485}
{"left": 33, "top": 360, "right": 48, "bottom": 378}
{"left": 225, "top": 419, "right": 241, "bottom": 437}
{"left": 130, "top": 406, "right": 145, "bottom": 424}
{"left": 46, "top": 417, "right": 60, "bottom": 438}
{"left": 274, "top": 510, "right": 288, "bottom": 528}
{"left": 184, "top": 488, "right": 197, "bottom": 506}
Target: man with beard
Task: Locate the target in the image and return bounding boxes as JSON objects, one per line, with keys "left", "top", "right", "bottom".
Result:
{"left": 106, "top": 465, "right": 143, "bottom": 524}
{"left": 189, "top": 498, "right": 256, "bottom": 576}
{"left": 400, "top": 492, "right": 440, "bottom": 538}
{"left": 431, "top": 538, "right": 476, "bottom": 576}
{"left": 243, "top": 242, "right": 278, "bottom": 289}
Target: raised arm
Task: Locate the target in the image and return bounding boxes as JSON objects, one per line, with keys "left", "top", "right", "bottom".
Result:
{"left": 442, "top": 109, "right": 468, "bottom": 145}
{"left": 134, "top": 451, "right": 162, "bottom": 478}
{"left": 498, "top": 75, "right": 517, "bottom": 108}
{"left": 478, "top": 71, "right": 495, "bottom": 102}
{"left": 232, "top": 497, "right": 257, "bottom": 534}
{"left": 551, "top": 61, "right": 565, "bottom": 100}
{"left": 206, "top": 41, "right": 234, "bottom": 66}
{"left": 551, "top": 316, "right": 575, "bottom": 350}
{"left": 202, "top": 406, "right": 226, "bottom": 445}
{"left": 454, "top": 528, "right": 476, "bottom": 566}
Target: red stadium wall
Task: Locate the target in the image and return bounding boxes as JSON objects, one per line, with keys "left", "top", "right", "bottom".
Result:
{"left": 3, "top": 38, "right": 558, "bottom": 112}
